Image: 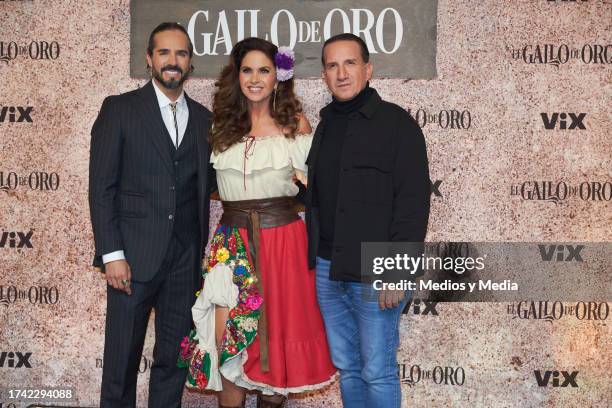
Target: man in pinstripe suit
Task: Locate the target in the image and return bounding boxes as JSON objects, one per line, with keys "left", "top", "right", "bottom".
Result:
{"left": 89, "top": 23, "right": 213, "bottom": 407}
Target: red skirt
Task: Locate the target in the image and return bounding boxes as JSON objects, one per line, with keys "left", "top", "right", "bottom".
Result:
{"left": 236, "top": 219, "right": 336, "bottom": 391}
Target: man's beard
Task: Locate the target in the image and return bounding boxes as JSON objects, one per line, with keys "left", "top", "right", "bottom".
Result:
{"left": 152, "top": 65, "right": 189, "bottom": 89}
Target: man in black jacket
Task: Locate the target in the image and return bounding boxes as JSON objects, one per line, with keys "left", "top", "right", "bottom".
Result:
{"left": 89, "top": 23, "right": 213, "bottom": 407}
{"left": 305, "top": 33, "right": 430, "bottom": 408}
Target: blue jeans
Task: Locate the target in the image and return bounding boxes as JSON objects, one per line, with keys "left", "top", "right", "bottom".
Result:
{"left": 316, "top": 257, "right": 410, "bottom": 408}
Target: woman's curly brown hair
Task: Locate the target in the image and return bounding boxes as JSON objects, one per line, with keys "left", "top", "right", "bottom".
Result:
{"left": 210, "top": 37, "right": 303, "bottom": 153}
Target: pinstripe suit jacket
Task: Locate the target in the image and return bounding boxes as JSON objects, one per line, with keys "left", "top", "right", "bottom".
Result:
{"left": 88, "top": 81, "right": 213, "bottom": 281}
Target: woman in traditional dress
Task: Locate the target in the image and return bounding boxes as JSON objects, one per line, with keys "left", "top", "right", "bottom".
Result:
{"left": 178, "top": 37, "right": 336, "bottom": 408}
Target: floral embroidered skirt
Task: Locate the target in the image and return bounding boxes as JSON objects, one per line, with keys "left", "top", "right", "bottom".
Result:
{"left": 178, "top": 219, "right": 337, "bottom": 394}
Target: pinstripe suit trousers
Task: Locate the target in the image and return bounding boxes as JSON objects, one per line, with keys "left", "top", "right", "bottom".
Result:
{"left": 100, "top": 234, "right": 200, "bottom": 408}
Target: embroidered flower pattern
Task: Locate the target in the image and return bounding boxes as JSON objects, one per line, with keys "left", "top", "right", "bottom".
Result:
{"left": 177, "top": 331, "right": 211, "bottom": 389}
{"left": 177, "top": 225, "right": 262, "bottom": 389}
{"left": 238, "top": 317, "right": 258, "bottom": 332}
{"left": 216, "top": 246, "right": 230, "bottom": 263}
{"left": 245, "top": 293, "right": 263, "bottom": 310}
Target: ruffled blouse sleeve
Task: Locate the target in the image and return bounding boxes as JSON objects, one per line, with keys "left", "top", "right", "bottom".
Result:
{"left": 210, "top": 134, "right": 313, "bottom": 200}
{"left": 288, "top": 133, "right": 313, "bottom": 173}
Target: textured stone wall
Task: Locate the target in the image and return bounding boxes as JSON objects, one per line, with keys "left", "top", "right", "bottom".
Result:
{"left": 0, "top": 1, "right": 609, "bottom": 407}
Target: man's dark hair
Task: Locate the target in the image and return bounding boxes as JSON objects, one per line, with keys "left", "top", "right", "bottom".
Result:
{"left": 147, "top": 22, "right": 193, "bottom": 57}
{"left": 321, "top": 33, "right": 370, "bottom": 65}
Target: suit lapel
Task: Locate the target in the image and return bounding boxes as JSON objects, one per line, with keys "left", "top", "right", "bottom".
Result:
{"left": 136, "top": 81, "right": 174, "bottom": 173}
{"left": 186, "top": 94, "right": 208, "bottom": 244}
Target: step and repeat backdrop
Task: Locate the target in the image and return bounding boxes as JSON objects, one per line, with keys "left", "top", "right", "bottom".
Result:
{"left": 1, "top": 0, "right": 610, "bottom": 407}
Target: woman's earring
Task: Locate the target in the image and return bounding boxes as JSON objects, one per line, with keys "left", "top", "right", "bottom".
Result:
{"left": 272, "top": 88, "right": 277, "bottom": 114}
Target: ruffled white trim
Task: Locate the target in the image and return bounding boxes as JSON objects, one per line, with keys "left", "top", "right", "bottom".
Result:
{"left": 189, "top": 263, "right": 239, "bottom": 391}
{"left": 221, "top": 346, "right": 338, "bottom": 396}
{"left": 243, "top": 369, "right": 339, "bottom": 396}
{"left": 288, "top": 134, "right": 312, "bottom": 173}
{"left": 211, "top": 134, "right": 313, "bottom": 175}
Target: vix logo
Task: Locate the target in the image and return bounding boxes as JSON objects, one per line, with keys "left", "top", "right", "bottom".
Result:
{"left": 402, "top": 299, "right": 439, "bottom": 316}
{"left": 0, "top": 231, "right": 33, "bottom": 248}
{"left": 540, "top": 113, "right": 586, "bottom": 130}
{"left": 0, "top": 106, "right": 33, "bottom": 123}
{"left": 534, "top": 370, "right": 578, "bottom": 387}
{"left": 538, "top": 244, "right": 584, "bottom": 262}
{"left": 0, "top": 351, "right": 32, "bottom": 368}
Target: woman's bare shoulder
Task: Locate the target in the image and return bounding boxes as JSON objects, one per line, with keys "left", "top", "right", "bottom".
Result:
{"left": 296, "top": 113, "right": 312, "bottom": 134}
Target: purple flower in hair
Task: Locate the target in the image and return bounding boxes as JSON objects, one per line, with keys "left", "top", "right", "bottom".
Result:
{"left": 275, "top": 48, "right": 294, "bottom": 70}
{"left": 275, "top": 46, "right": 295, "bottom": 81}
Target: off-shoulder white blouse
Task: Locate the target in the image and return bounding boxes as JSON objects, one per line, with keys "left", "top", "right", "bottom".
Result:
{"left": 211, "top": 134, "right": 312, "bottom": 201}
